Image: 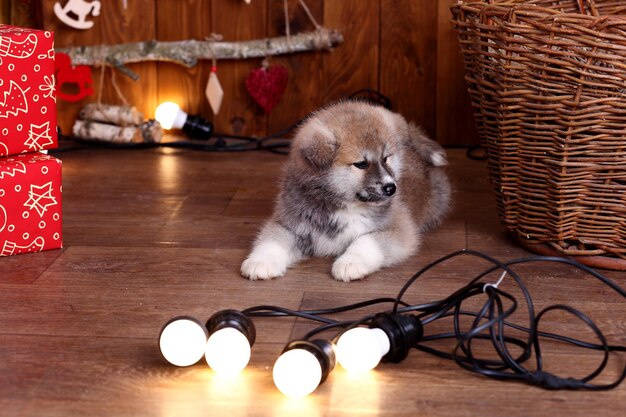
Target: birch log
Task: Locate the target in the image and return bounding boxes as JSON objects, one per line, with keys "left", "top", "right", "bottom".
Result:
{"left": 73, "top": 120, "right": 163, "bottom": 143}
{"left": 79, "top": 104, "right": 144, "bottom": 126}
{"left": 56, "top": 29, "right": 343, "bottom": 80}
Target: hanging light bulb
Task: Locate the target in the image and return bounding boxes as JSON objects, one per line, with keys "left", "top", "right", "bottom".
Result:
{"left": 204, "top": 310, "right": 256, "bottom": 375}
{"left": 272, "top": 339, "right": 335, "bottom": 398}
{"left": 336, "top": 314, "right": 423, "bottom": 373}
{"left": 155, "top": 101, "right": 213, "bottom": 140}
{"left": 335, "top": 327, "right": 390, "bottom": 373}
{"left": 159, "top": 316, "right": 209, "bottom": 367}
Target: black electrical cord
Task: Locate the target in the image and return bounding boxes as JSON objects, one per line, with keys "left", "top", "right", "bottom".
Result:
{"left": 55, "top": 89, "right": 490, "bottom": 161}
{"left": 386, "top": 249, "right": 625, "bottom": 390}
{"left": 416, "top": 310, "right": 625, "bottom": 354}
{"left": 346, "top": 88, "right": 393, "bottom": 110}
{"left": 226, "top": 249, "right": 625, "bottom": 391}
{"left": 54, "top": 132, "right": 294, "bottom": 154}
{"left": 242, "top": 297, "right": 410, "bottom": 318}
{"left": 242, "top": 305, "right": 337, "bottom": 325}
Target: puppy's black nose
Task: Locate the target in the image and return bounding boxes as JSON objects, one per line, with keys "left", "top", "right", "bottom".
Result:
{"left": 382, "top": 183, "right": 396, "bottom": 196}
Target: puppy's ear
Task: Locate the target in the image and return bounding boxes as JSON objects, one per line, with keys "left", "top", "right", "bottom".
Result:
{"left": 405, "top": 122, "right": 448, "bottom": 167}
{"left": 299, "top": 123, "right": 338, "bottom": 171}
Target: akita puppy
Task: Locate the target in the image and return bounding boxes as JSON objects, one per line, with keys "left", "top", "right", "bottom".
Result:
{"left": 241, "top": 101, "right": 451, "bottom": 282}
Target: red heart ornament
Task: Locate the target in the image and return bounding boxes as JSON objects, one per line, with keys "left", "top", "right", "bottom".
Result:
{"left": 245, "top": 65, "right": 289, "bottom": 114}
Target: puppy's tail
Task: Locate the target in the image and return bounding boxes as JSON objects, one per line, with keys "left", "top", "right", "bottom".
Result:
{"left": 405, "top": 123, "right": 452, "bottom": 232}
{"left": 406, "top": 123, "right": 448, "bottom": 167}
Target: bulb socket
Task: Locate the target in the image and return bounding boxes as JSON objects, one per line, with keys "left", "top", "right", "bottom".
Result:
{"left": 282, "top": 339, "right": 336, "bottom": 384}
{"left": 183, "top": 114, "right": 213, "bottom": 140}
{"left": 370, "top": 313, "right": 423, "bottom": 363}
{"left": 206, "top": 309, "right": 256, "bottom": 347}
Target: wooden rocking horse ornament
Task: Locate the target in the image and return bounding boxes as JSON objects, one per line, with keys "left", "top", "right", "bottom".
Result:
{"left": 54, "top": 0, "right": 101, "bottom": 30}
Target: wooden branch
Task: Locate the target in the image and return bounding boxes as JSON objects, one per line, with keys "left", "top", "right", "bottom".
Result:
{"left": 56, "top": 29, "right": 343, "bottom": 80}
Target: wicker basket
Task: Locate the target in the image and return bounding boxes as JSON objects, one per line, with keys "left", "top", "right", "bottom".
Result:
{"left": 451, "top": 0, "right": 626, "bottom": 269}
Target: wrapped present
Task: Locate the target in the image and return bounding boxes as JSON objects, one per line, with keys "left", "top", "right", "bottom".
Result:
{"left": 0, "top": 24, "right": 57, "bottom": 157}
{"left": 0, "top": 152, "right": 62, "bottom": 256}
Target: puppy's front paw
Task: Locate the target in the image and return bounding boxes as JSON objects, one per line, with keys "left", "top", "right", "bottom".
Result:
{"left": 331, "top": 254, "right": 371, "bottom": 282}
{"left": 241, "top": 256, "right": 287, "bottom": 280}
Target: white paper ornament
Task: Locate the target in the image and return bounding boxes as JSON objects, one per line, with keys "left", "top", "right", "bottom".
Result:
{"left": 53, "top": 0, "right": 102, "bottom": 30}
{"left": 206, "top": 68, "right": 224, "bottom": 115}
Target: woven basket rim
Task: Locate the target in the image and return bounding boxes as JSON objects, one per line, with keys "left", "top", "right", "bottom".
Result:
{"left": 451, "top": 2, "right": 626, "bottom": 50}
{"left": 452, "top": 1, "right": 626, "bottom": 22}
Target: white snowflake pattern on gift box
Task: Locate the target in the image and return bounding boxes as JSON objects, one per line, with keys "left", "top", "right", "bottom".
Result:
{"left": 39, "top": 75, "right": 56, "bottom": 102}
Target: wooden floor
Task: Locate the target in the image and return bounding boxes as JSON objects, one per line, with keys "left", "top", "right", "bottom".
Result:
{"left": 1, "top": 143, "right": 624, "bottom": 417}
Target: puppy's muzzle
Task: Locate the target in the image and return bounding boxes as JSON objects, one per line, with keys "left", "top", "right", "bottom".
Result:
{"left": 357, "top": 182, "right": 397, "bottom": 203}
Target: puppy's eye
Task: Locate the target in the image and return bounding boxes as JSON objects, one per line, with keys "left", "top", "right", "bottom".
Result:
{"left": 353, "top": 160, "right": 368, "bottom": 170}
{"left": 383, "top": 155, "right": 391, "bottom": 164}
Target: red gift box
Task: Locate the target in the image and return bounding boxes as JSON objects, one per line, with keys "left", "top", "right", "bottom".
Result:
{"left": 0, "top": 152, "right": 62, "bottom": 256}
{"left": 0, "top": 24, "right": 57, "bottom": 157}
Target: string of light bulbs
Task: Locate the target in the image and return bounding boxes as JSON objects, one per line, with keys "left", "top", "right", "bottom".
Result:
{"left": 158, "top": 249, "right": 626, "bottom": 398}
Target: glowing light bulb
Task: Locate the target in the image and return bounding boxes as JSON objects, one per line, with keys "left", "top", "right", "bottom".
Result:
{"left": 205, "top": 327, "right": 251, "bottom": 375}
{"left": 159, "top": 317, "right": 208, "bottom": 367}
{"left": 155, "top": 102, "right": 187, "bottom": 130}
{"left": 204, "top": 310, "right": 256, "bottom": 375}
{"left": 272, "top": 339, "right": 335, "bottom": 398}
{"left": 273, "top": 349, "right": 322, "bottom": 398}
{"left": 155, "top": 102, "right": 213, "bottom": 139}
{"left": 336, "top": 327, "right": 390, "bottom": 373}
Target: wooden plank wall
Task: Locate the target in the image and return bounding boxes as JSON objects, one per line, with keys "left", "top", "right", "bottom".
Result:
{"left": 0, "top": 2, "right": 9, "bottom": 24}
{"left": 40, "top": 0, "right": 478, "bottom": 146}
